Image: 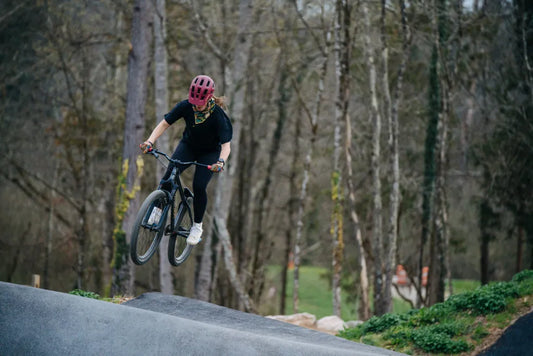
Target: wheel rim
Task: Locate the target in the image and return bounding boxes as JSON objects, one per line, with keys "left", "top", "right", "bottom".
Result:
{"left": 135, "top": 224, "right": 162, "bottom": 262}
{"left": 169, "top": 203, "right": 193, "bottom": 265}
{"left": 135, "top": 196, "right": 166, "bottom": 263}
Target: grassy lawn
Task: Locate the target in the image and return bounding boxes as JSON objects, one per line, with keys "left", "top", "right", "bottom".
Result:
{"left": 450, "top": 279, "right": 481, "bottom": 294}
{"left": 264, "top": 265, "right": 481, "bottom": 321}
{"left": 264, "top": 265, "right": 358, "bottom": 320}
{"left": 265, "top": 265, "right": 406, "bottom": 321}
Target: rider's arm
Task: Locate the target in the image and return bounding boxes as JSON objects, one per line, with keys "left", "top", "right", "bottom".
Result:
{"left": 209, "top": 142, "right": 231, "bottom": 172}
{"left": 146, "top": 120, "right": 170, "bottom": 145}
{"left": 219, "top": 142, "right": 231, "bottom": 162}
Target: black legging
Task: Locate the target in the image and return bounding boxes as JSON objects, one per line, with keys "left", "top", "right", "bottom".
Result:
{"left": 160, "top": 141, "right": 219, "bottom": 223}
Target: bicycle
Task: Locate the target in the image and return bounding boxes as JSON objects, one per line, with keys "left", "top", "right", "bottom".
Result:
{"left": 130, "top": 148, "right": 212, "bottom": 266}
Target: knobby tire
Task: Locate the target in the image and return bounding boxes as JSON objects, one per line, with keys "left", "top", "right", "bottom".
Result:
{"left": 130, "top": 190, "right": 167, "bottom": 265}
{"left": 168, "top": 198, "right": 194, "bottom": 266}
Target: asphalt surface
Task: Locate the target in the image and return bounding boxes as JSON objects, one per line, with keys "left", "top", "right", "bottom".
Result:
{"left": 0, "top": 282, "right": 405, "bottom": 356}
{"left": 478, "top": 311, "right": 533, "bottom": 356}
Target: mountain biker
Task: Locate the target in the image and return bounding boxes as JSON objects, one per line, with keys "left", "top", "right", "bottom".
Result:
{"left": 140, "top": 75, "right": 232, "bottom": 245}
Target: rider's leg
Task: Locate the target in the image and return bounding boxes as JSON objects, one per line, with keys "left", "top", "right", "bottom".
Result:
{"left": 186, "top": 149, "right": 220, "bottom": 245}
{"left": 159, "top": 141, "right": 194, "bottom": 191}
{"left": 191, "top": 149, "right": 220, "bottom": 223}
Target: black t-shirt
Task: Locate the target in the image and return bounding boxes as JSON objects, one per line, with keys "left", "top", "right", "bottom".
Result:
{"left": 164, "top": 100, "right": 233, "bottom": 151}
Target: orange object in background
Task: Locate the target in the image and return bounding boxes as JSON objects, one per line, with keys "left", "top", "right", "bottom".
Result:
{"left": 288, "top": 252, "right": 294, "bottom": 270}
{"left": 422, "top": 266, "right": 429, "bottom": 287}
{"left": 396, "top": 265, "right": 408, "bottom": 285}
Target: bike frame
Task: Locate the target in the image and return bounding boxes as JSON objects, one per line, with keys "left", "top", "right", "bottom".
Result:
{"left": 148, "top": 148, "right": 210, "bottom": 237}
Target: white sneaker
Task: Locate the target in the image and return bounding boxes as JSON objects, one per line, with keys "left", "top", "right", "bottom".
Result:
{"left": 148, "top": 207, "right": 162, "bottom": 225}
{"left": 187, "top": 222, "right": 203, "bottom": 245}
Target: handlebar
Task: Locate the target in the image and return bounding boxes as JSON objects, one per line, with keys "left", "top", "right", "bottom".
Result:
{"left": 148, "top": 148, "right": 212, "bottom": 170}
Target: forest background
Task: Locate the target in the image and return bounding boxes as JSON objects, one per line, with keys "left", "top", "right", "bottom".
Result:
{"left": 1, "top": 0, "right": 531, "bottom": 321}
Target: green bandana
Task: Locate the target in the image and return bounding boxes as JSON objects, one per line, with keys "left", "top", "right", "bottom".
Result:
{"left": 193, "top": 97, "right": 216, "bottom": 125}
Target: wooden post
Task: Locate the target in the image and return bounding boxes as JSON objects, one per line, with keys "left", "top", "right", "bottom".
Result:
{"left": 32, "top": 274, "right": 41, "bottom": 288}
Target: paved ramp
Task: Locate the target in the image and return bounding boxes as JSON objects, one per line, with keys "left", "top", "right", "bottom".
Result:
{"left": 478, "top": 311, "right": 533, "bottom": 356}
{"left": 0, "top": 282, "right": 404, "bottom": 355}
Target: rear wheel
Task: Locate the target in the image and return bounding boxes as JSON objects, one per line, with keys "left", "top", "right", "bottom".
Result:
{"left": 168, "top": 198, "right": 194, "bottom": 266}
{"left": 130, "top": 190, "right": 167, "bottom": 265}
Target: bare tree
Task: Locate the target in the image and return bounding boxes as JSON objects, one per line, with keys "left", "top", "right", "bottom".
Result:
{"left": 361, "top": 0, "right": 386, "bottom": 316}
{"left": 331, "top": 0, "right": 352, "bottom": 318}
{"left": 291, "top": 0, "right": 332, "bottom": 313}
{"left": 153, "top": 0, "right": 174, "bottom": 295}
{"left": 382, "top": 0, "right": 412, "bottom": 313}
{"left": 113, "top": 0, "right": 154, "bottom": 295}
{"left": 191, "top": 0, "right": 256, "bottom": 312}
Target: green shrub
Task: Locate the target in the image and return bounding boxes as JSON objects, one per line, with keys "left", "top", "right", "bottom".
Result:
{"left": 447, "top": 292, "right": 474, "bottom": 312}
{"left": 512, "top": 269, "right": 533, "bottom": 283}
{"left": 469, "top": 288, "right": 508, "bottom": 315}
{"left": 384, "top": 326, "right": 413, "bottom": 348}
{"left": 363, "top": 313, "right": 405, "bottom": 334}
{"left": 69, "top": 289, "right": 101, "bottom": 299}
{"left": 485, "top": 282, "right": 519, "bottom": 299}
{"left": 411, "top": 327, "right": 470, "bottom": 354}
{"left": 517, "top": 282, "right": 533, "bottom": 297}
{"left": 513, "top": 270, "right": 533, "bottom": 296}
{"left": 426, "top": 321, "right": 467, "bottom": 337}
{"left": 338, "top": 325, "right": 364, "bottom": 340}
{"left": 409, "top": 303, "right": 453, "bottom": 326}
{"left": 338, "top": 272, "right": 533, "bottom": 353}
{"left": 447, "top": 283, "right": 513, "bottom": 315}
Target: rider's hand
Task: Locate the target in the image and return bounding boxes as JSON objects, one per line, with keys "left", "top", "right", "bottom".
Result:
{"left": 140, "top": 141, "right": 154, "bottom": 154}
{"left": 210, "top": 159, "right": 224, "bottom": 172}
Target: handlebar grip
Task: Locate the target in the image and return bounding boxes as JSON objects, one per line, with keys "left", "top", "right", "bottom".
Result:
{"left": 207, "top": 165, "right": 212, "bottom": 170}
{"left": 139, "top": 143, "right": 154, "bottom": 153}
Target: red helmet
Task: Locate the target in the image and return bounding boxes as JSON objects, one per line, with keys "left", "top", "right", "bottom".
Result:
{"left": 188, "top": 75, "right": 215, "bottom": 106}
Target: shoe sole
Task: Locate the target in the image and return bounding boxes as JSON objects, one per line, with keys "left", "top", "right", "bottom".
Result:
{"left": 186, "top": 238, "right": 202, "bottom": 246}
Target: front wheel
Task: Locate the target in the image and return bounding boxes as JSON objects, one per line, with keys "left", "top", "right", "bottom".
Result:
{"left": 130, "top": 190, "right": 168, "bottom": 265}
{"left": 168, "top": 198, "right": 194, "bottom": 266}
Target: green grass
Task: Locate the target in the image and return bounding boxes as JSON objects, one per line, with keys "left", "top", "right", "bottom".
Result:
{"left": 264, "top": 265, "right": 413, "bottom": 321}
{"left": 265, "top": 265, "right": 356, "bottom": 319}
{"left": 450, "top": 279, "right": 481, "bottom": 295}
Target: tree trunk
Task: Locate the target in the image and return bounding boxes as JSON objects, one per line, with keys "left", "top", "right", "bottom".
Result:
{"left": 75, "top": 55, "right": 91, "bottom": 290}
{"left": 428, "top": 84, "right": 449, "bottom": 305}
{"left": 362, "top": 0, "right": 385, "bottom": 316}
{"left": 210, "top": 0, "right": 255, "bottom": 312}
{"left": 331, "top": 0, "right": 351, "bottom": 318}
{"left": 479, "top": 199, "right": 497, "bottom": 285}
{"left": 517, "top": 227, "right": 524, "bottom": 273}
{"left": 281, "top": 109, "right": 301, "bottom": 315}
{"left": 383, "top": 0, "right": 411, "bottom": 313}
{"left": 191, "top": 0, "right": 231, "bottom": 303}
{"left": 427, "top": 0, "right": 458, "bottom": 306}
{"left": 154, "top": 0, "right": 173, "bottom": 295}
{"left": 44, "top": 161, "right": 59, "bottom": 289}
{"left": 291, "top": 0, "right": 331, "bottom": 314}
{"left": 114, "top": 0, "right": 153, "bottom": 296}
{"left": 419, "top": 43, "right": 440, "bottom": 306}
{"left": 292, "top": 52, "right": 329, "bottom": 312}
{"left": 379, "top": 0, "right": 394, "bottom": 315}
{"left": 249, "top": 51, "right": 290, "bottom": 303}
